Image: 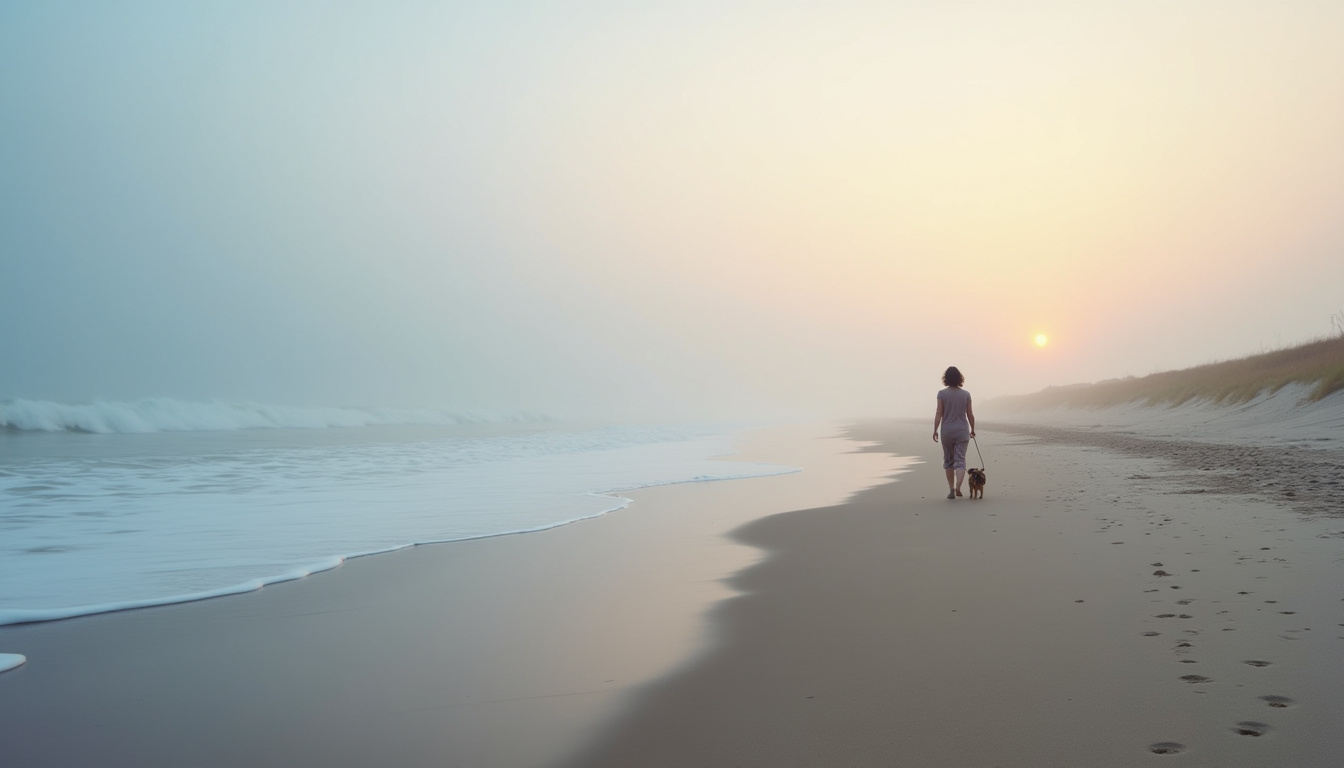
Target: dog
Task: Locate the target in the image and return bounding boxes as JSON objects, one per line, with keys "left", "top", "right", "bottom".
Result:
{"left": 967, "top": 468, "right": 986, "bottom": 499}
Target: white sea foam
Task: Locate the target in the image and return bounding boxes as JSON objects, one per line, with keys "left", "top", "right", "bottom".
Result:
{"left": 0, "top": 421, "right": 794, "bottom": 626}
{"left": 0, "top": 397, "right": 546, "bottom": 434}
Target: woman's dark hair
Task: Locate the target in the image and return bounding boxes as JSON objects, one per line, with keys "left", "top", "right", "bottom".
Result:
{"left": 943, "top": 366, "right": 965, "bottom": 388}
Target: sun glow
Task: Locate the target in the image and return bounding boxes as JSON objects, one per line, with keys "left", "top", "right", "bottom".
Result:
{"left": 1034, "top": 334, "right": 1049, "bottom": 347}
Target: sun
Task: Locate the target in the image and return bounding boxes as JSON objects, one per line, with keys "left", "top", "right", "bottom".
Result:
{"left": 1034, "top": 334, "right": 1049, "bottom": 347}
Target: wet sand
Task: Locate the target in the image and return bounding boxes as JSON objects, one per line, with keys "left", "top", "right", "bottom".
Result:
{"left": 561, "top": 420, "right": 1344, "bottom": 767}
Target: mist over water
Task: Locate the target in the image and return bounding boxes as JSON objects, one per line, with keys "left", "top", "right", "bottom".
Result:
{"left": 3, "top": 3, "right": 1343, "bottom": 417}
{"left": 0, "top": 397, "right": 545, "bottom": 434}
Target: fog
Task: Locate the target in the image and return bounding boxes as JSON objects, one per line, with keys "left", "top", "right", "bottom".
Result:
{"left": 4, "top": 2, "right": 1343, "bottom": 420}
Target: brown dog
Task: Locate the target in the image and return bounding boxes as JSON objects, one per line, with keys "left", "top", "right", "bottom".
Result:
{"left": 967, "top": 468, "right": 986, "bottom": 499}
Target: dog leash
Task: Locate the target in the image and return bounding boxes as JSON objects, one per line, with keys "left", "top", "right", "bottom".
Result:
{"left": 972, "top": 435, "right": 986, "bottom": 469}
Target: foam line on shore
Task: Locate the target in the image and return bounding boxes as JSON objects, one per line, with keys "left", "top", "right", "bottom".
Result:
{"left": 0, "top": 469, "right": 799, "bottom": 628}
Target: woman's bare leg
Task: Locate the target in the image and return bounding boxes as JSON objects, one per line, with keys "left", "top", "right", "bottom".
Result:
{"left": 945, "top": 468, "right": 955, "bottom": 490}
{"left": 955, "top": 468, "right": 965, "bottom": 495}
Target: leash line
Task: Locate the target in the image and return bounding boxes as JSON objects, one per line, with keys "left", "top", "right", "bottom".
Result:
{"left": 972, "top": 435, "right": 986, "bottom": 469}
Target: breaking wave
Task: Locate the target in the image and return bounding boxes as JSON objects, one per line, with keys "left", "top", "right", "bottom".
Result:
{"left": 0, "top": 397, "right": 548, "bottom": 434}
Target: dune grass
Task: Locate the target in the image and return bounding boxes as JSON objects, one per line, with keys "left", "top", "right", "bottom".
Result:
{"left": 998, "top": 335, "right": 1344, "bottom": 411}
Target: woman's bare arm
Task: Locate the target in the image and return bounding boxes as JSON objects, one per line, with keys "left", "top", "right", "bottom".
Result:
{"left": 967, "top": 398, "right": 976, "bottom": 438}
{"left": 932, "top": 398, "right": 944, "bottom": 442}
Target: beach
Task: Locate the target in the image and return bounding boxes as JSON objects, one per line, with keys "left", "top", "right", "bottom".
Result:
{"left": 7, "top": 3, "right": 1343, "bottom": 765}
{"left": 4, "top": 417, "right": 1344, "bottom": 766}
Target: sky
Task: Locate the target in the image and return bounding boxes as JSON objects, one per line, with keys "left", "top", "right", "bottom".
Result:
{"left": 3, "top": 1, "right": 1342, "bottom": 420}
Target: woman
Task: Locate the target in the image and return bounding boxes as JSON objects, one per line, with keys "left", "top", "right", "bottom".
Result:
{"left": 933, "top": 366, "right": 976, "bottom": 500}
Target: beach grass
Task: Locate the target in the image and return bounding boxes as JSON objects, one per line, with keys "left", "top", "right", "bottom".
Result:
{"left": 997, "top": 334, "right": 1344, "bottom": 411}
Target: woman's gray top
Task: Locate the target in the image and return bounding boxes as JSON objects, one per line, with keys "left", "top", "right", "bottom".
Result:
{"left": 938, "top": 387, "right": 972, "bottom": 439}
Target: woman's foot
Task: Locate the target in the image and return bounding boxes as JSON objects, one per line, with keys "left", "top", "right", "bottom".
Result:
{"left": 955, "top": 488, "right": 963, "bottom": 497}
{"left": 947, "top": 490, "right": 956, "bottom": 500}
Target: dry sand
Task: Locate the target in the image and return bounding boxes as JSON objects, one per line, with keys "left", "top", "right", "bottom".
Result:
{"left": 3, "top": 417, "right": 1342, "bottom": 767}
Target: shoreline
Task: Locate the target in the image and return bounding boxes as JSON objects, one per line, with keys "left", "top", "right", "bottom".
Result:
{"left": 0, "top": 422, "right": 903, "bottom": 767}
{"left": 0, "top": 419, "right": 795, "bottom": 632}
{"left": 6, "top": 415, "right": 1342, "bottom": 766}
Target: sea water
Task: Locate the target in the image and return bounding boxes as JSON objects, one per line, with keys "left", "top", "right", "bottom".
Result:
{"left": 0, "top": 399, "right": 794, "bottom": 625}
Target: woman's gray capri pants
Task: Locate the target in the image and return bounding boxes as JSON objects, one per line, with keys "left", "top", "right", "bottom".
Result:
{"left": 942, "top": 431, "right": 970, "bottom": 470}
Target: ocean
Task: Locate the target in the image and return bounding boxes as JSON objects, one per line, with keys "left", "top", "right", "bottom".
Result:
{"left": 0, "top": 399, "right": 793, "bottom": 626}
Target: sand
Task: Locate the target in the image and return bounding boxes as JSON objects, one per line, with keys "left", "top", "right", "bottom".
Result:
{"left": 3, "top": 417, "right": 1342, "bottom": 766}
{"left": 560, "top": 420, "right": 1344, "bottom": 767}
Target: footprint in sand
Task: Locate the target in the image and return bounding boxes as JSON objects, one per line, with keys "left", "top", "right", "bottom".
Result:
{"left": 1244, "top": 660, "right": 1272, "bottom": 668}
{"left": 1148, "top": 742, "right": 1187, "bottom": 755}
{"left": 1142, "top": 631, "right": 1162, "bottom": 637}
{"left": 1180, "top": 674, "right": 1212, "bottom": 683}
{"left": 1260, "top": 695, "right": 1294, "bottom": 708}
{"left": 1233, "top": 721, "right": 1271, "bottom": 737}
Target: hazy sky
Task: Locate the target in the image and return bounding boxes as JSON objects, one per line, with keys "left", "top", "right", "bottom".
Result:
{"left": 3, "top": 1, "right": 1342, "bottom": 419}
